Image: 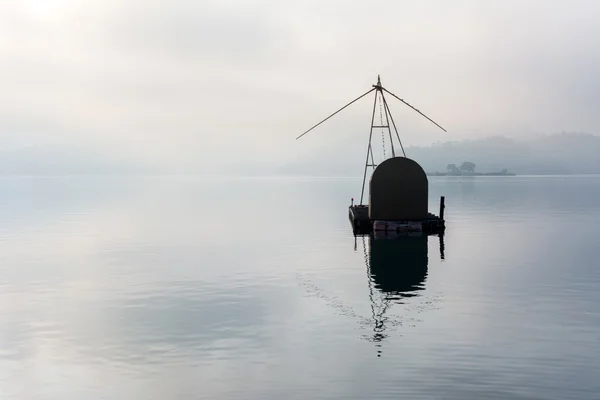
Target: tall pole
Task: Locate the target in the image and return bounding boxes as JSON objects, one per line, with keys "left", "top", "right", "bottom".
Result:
{"left": 360, "top": 90, "right": 379, "bottom": 205}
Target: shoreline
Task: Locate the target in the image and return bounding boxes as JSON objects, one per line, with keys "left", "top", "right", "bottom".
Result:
{"left": 427, "top": 172, "right": 517, "bottom": 176}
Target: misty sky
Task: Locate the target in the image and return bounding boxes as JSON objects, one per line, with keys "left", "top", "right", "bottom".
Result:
{"left": 2, "top": 0, "right": 599, "bottom": 173}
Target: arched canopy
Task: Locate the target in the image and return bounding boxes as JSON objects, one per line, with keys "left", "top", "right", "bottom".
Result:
{"left": 369, "top": 157, "right": 428, "bottom": 221}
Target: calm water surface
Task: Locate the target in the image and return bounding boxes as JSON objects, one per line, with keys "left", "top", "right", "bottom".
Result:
{"left": 1, "top": 175, "right": 599, "bottom": 399}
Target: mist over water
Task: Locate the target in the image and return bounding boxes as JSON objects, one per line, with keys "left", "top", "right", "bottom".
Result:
{"left": 0, "top": 175, "right": 599, "bottom": 399}
{"left": 3, "top": 2, "right": 600, "bottom": 397}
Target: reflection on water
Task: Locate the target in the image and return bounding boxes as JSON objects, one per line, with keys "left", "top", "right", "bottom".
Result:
{"left": 2, "top": 176, "right": 600, "bottom": 399}
{"left": 369, "top": 234, "right": 429, "bottom": 297}
{"left": 357, "top": 232, "right": 444, "bottom": 357}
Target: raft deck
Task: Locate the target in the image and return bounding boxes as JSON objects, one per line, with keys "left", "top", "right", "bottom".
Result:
{"left": 349, "top": 204, "right": 445, "bottom": 235}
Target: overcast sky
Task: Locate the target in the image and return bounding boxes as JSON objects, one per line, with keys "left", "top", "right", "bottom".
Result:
{"left": 1, "top": 0, "right": 599, "bottom": 173}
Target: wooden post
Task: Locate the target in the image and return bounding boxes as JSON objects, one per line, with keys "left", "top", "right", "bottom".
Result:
{"left": 439, "top": 196, "right": 445, "bottom": 220}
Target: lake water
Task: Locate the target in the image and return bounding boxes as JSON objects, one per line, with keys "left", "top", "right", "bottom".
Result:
{"left": 1, "top": 175, "right": 599, "bottom": 399}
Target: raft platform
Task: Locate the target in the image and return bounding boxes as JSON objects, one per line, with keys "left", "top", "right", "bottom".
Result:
{"left": 349, "top": 196, "right": 446, "bottom": 235}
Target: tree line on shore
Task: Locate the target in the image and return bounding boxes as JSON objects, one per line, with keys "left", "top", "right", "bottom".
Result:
{"left": 436, "top": 161, "right": 511, "bottom": 176}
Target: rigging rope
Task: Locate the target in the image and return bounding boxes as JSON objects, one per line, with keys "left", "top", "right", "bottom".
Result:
{"left": 379, "top": 92, "right": 386, "bottom": 161}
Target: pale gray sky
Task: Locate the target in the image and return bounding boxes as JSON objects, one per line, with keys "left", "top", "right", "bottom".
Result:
{"left": 1, "top": 0, "right": 599, "bottom": 173}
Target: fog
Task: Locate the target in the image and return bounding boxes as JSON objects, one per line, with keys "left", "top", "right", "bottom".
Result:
{"left": 1, "top": 1, "right": 599, "bottom": 175}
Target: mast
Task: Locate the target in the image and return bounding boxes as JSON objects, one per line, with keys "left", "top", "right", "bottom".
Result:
{"left": 297, "top": 75, "right": 446, "bottom": 204}
{"left": 360, "top": 75, "right": 404, "bottom": 204}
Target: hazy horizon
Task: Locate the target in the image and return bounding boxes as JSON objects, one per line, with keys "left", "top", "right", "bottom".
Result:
{"left": 1, "top": 131, "right": 599, "bottom": 176}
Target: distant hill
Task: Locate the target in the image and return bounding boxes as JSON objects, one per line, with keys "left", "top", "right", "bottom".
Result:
{"left": 276, "top": 132, "right": 600, "bottom": 176}
{"left": 407, "top": 133, "right": 600, "bottom": 175}
{"left": 0, "top": 145, "right": 156, "bottom": 176}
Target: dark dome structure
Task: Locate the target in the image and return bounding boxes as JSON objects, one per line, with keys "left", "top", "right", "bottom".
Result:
{"left": 369, "top": 157, "right": 429, "bottom": 221}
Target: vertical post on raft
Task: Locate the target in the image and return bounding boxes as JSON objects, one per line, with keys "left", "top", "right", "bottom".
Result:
{"left": 439, "top": 196, "right": 445, "bottom": 220}
{"left": 359, "top": 90, "right": 379, "bottom": 205}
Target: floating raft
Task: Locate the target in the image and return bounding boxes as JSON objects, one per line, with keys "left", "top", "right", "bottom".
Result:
{"left": 294, "top": 75, "right": 449, "bottom": 238}
{"left": 349, "top": 202, "right": 445, "bottom": 236}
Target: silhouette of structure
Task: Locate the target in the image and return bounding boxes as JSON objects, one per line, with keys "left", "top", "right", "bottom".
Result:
{"left": 296, "top": 75, "right": 447, "bottom": 234}
{"left": 369, "top": 157, "right": 429, "bottom": 221}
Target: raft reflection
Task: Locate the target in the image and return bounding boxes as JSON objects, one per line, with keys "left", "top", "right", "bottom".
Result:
{"left": 369, "top": 234, "right": 429, "bottom": 298}
{"left": 357, "top": 232, "right": 443, "bottom": 357}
